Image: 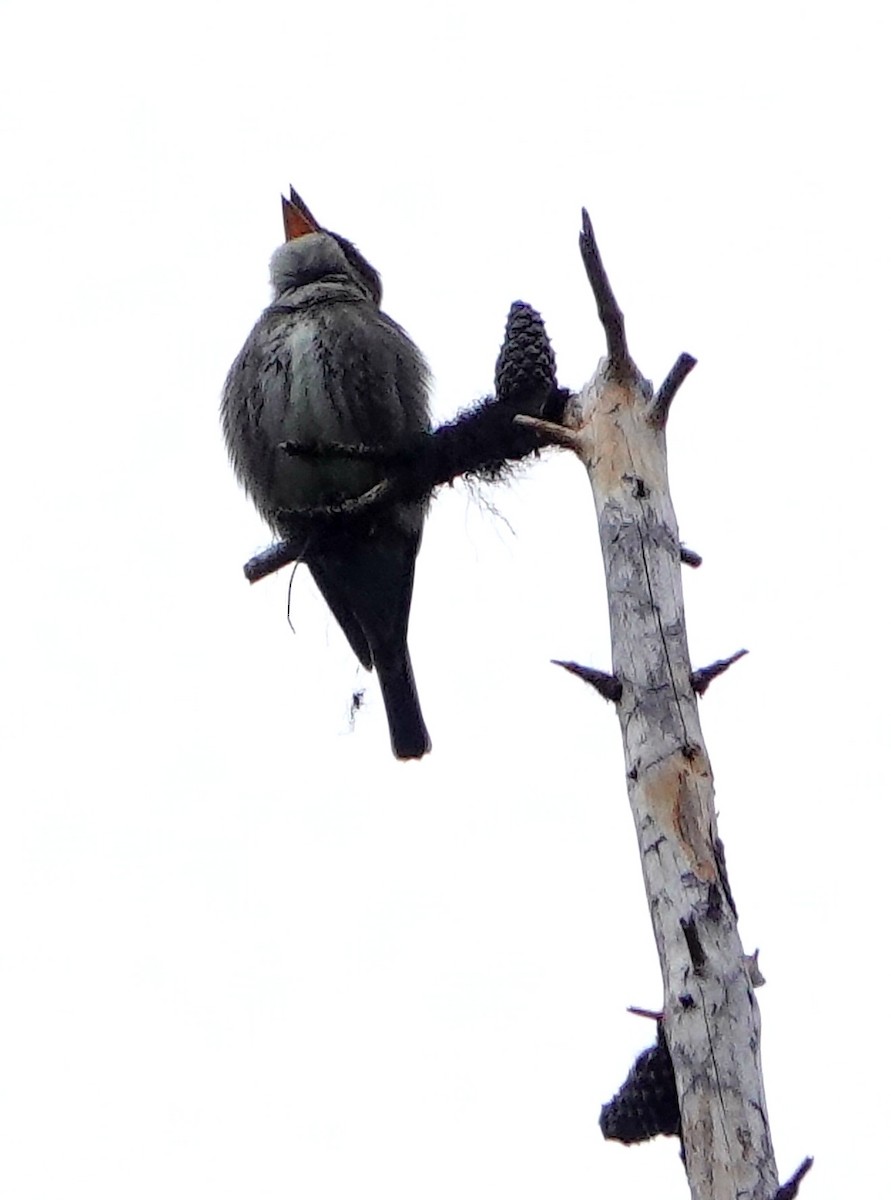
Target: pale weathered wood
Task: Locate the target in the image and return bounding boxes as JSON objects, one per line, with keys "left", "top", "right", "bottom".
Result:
{"left": 569, "top": 212, "right": 779, "bottom": 1200}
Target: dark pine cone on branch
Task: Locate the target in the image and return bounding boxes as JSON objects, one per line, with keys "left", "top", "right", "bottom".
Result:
{"left": 599, "top": 1023, "right": 681, "bottom": 1144}
{"left": 494, "top": 300, "right": 559, "bottom": 413}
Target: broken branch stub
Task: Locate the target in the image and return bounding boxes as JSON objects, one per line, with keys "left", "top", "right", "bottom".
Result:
{"left": 576, "top": 211, "right": 778, "bottom": 1200}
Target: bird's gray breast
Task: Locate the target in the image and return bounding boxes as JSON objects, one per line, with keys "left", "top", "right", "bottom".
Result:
{"left": 223, "top": 296, "right": 430, "bottom": 531}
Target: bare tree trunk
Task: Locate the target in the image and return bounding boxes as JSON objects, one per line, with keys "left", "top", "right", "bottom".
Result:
{"left": 539, "top": 213, "right": 779, "bottom": 1200}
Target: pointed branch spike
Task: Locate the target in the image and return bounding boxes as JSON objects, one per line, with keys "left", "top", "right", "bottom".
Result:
{"left": 627, "top": 1006, "right": 664, "bottom": 1021}
{"left": 691, "top": 649, "right": 748, "bottom": 695}
{"left": 579, "top": 208, "right": 630, "bottom": 368}
{"left": 681, "top": 545, "right": 703, "bottom": 568}
{"left": 648, "top": 352, "right": 698, "bottom": 428}
{"left": 744, "top": 950, "right": 766, "bottom": 988}
{"left": 552, "top": 659, "right": 622, "bottom": 702}
{"left": 514, "top": 413, "right": 583, "bottom": 453}
{"left": 774, "top": 1157, "right": 814, "bottom": 1200}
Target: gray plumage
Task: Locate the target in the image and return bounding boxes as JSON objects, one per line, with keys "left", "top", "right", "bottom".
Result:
{"left": 222, "top": 209, "right": 432, "bottom": 759}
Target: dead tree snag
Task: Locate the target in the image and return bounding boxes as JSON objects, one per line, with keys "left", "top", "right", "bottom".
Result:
{"left": 555, "top": 210, "right": 783, "bottom": 1200}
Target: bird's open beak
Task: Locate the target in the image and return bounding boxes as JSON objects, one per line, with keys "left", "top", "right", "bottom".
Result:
{"left": 282, "top": 186, "right": 320, "bottom": 241}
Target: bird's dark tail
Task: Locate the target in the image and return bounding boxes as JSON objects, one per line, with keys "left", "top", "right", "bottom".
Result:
{"left": 306, "top": 520, "right": 430, "bottom": 760}
{"left": 376, "top": 649, "right": 431, "bottom": 760}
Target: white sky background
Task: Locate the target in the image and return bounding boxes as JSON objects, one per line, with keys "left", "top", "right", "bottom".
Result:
{"left": 1, "top": 1, "right": 887, "bottom": 1196}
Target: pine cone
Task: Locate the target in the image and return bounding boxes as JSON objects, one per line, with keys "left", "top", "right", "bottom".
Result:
{"left": 599, "top": 1025, "right": 681, "bottom": 1144}
{"left": 494, "top": 301, "right": 558, "bottom": 414}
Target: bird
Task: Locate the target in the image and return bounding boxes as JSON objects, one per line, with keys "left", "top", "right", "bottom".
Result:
{"left": 221, "top": 188, "right": 432, "bottom": 759}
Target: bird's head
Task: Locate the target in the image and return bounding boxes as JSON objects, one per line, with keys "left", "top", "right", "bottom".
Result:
{"left": 269, "top": 187, "right": 383, "bottom": 306}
